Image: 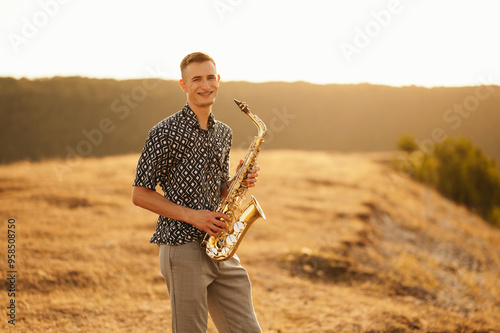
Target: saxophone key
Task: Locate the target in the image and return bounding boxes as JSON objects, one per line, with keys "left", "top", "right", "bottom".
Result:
{"left": 221, "top": 247, "right": 230, "bottom": 256}
{"left": 234, "top": 221, "right": 246, "bottom": 233}
{"left": 226, "top": 234, "right": 237, "bottom": 246}
{"left": 208, "top": 247, "right": 218, "bottom": 257}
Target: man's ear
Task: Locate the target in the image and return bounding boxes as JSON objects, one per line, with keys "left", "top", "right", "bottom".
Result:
{"left": 179, "top": 79, "right": 187, "bottom": 92}
{"left": 217, "top": 74, "right": 221, "bottom": 83}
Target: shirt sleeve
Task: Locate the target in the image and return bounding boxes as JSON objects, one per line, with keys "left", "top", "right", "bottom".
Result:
{"left": 132, "top": 127, "right": 168, "bottom": 190}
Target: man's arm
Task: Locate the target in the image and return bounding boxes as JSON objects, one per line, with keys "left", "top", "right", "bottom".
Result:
{"left": 132, "top": 186, "right": 228, "bottom": 237}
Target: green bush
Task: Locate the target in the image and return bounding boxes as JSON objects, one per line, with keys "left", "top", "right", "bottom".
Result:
{"left": 397, "top": 133, "right": 420, "bottom": 154}
{"left": 395, "top": 135, "right": 500, "bottom": 227}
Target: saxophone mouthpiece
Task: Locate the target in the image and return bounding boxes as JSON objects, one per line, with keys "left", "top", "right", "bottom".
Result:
{"left": 234, "top": 99, "right": 249, "bottom": 114}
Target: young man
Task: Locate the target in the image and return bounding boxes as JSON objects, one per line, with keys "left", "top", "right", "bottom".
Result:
{"left": 132, "top": 52, "right": 262, "bottom": 332}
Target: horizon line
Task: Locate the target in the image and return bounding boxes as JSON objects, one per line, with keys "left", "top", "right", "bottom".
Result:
{"left": 1, "top": 74, "right": 498, "bottom": 89}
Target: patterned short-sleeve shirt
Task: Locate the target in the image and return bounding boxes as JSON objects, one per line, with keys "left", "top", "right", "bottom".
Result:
{"left": 133, "top": 103, "right": 232, "bottom": 245}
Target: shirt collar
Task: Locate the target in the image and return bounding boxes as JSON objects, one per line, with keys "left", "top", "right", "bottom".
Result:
{"left": 182, "top": 102, "right": 216, "bottom": 131}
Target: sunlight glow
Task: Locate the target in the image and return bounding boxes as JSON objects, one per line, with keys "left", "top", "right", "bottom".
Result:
{"left": 1, "top": 0, "right": 499, "bottom": 87}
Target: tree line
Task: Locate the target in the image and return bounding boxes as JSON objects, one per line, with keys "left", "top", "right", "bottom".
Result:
{"left": 1, "top": 76, "right": 499, "bottom": 164}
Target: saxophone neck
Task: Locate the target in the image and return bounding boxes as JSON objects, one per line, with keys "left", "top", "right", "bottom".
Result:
{"left": 252, "top": 113, "right": 267, "bottom": 139}
{"left": 234, "top": 99, "right": 267, "bottom": 138}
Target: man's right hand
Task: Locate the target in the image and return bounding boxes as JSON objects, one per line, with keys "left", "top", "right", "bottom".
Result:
{"left": 188, "top": 210, "right": 229, "bottom": 237}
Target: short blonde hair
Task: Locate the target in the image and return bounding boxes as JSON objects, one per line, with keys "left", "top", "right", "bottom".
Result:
{"left": 180, "top": 52, "right": 216, "bottom": 80}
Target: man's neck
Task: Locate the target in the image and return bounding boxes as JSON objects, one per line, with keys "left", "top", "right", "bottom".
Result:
{"left": 190, "top": 104, "right": 212, "bottom": 130}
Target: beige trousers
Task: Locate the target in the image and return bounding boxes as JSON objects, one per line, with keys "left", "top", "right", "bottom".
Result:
{"left": 159, "top": 241, "right": 261, "bottom": 333}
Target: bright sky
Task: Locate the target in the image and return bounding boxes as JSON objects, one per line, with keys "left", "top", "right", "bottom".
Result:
{"left": 0, "top": 0, "right": 499, "bottom": 87}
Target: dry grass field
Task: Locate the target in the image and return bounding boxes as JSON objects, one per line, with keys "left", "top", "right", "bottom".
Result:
{"left": 1, "top": 150, "right": 500, "bottom": 332}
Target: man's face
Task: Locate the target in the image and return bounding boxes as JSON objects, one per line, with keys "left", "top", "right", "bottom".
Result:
{"left": 180, "top": 61, "right": 220, "bottom": 109}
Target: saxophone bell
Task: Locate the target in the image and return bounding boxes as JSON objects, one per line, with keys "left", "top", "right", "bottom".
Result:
{"left": 205, "top": 196, "right": 266, "bottom": 261}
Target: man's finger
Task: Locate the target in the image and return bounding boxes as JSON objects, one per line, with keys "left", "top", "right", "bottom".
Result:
{"left": 214, "top": 212, "right": 230, "bottom": 221}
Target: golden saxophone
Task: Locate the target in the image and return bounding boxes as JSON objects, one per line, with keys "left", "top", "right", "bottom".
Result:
{"left": 202, "top": 99, "right": 267, "bottom": 261}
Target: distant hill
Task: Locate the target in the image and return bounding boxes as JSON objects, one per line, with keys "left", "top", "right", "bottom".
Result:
{"left": 1, "top": 76, "right": 499, "bottom": 163}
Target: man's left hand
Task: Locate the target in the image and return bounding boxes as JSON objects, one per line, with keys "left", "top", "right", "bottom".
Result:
{"left": 239, "top": 160, "right": 260, "bottom": 188}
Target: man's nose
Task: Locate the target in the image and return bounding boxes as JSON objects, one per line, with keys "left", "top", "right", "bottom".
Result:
{"left": 201, "top": 79, "right": 210, "bottom": 89}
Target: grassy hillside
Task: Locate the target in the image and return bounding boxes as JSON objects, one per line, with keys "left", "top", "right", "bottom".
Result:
{"left": 1, "top": 150, "right": 499, "bottom": 332}
{"left": 1, "top": 77, "right": 499, "bottom": 163}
